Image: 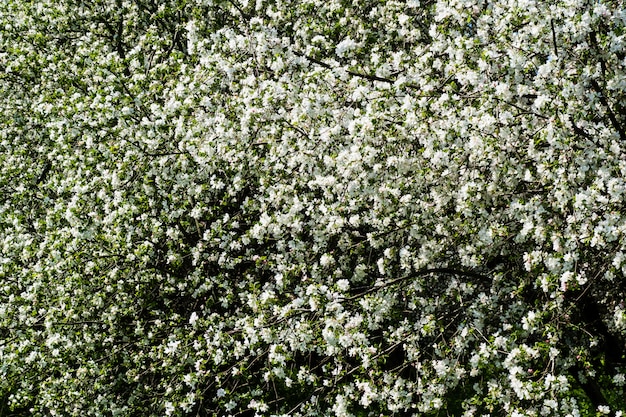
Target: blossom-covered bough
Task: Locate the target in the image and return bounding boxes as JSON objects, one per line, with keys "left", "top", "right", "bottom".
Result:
{"left": 1, "top": 0, "right": 625, "bottom": 415}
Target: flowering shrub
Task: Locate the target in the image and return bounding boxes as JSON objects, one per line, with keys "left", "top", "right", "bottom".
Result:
{"left": 1, "top": 0, "right": 625, "bottom": 415}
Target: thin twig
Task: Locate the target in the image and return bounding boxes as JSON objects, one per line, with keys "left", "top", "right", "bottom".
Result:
{"left": 550, "top": 19, "right": 558, "bottom": 57}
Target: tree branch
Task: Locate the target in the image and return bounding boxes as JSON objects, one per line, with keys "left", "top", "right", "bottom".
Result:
{"left": 590, "top": 79, "right": 626, "bottom": 141}
{"left": 342, "top": 267, "right": 491, "bottom": 302}
{"left": 587, "top": 31, "right": 626, "bottom": 141}
{"left": 292, "top": 50, "right": 398, "bottom": 84}
{"left": 550, "top": 19, "right": 558, "bottom": 57}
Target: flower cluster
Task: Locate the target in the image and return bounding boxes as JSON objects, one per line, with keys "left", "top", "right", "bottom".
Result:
{"left": 1, "top": 0, "right": 625, "bottom": 415}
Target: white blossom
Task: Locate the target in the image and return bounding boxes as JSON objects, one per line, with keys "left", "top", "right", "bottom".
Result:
{"left": 2, "top": 0, "right": 625, "bottom": 415}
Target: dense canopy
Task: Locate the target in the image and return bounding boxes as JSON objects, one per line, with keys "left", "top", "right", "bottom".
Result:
{"left": 1, "top": 0, "right": 626, "bottom": 415}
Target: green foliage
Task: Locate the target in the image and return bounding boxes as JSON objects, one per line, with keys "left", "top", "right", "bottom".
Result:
{"left": 1, "top": 0, "right": 626, "bottom": 416}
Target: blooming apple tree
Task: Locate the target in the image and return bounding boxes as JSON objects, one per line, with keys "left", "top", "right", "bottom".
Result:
{"left": 1, "top": 0, "right": 625, "bottom": 415}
